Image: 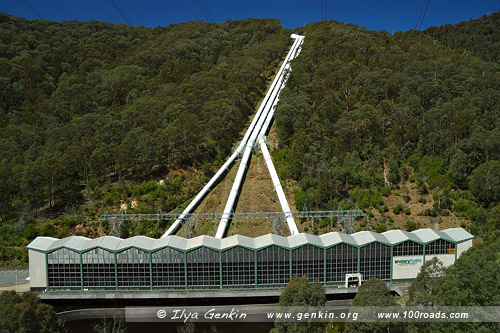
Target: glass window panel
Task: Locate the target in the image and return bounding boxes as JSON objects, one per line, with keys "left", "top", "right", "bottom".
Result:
{"left": 186, "top": 247, "right": 220, "bottom": 288}
{"left": 291, "top": 245, "right": 324, "bottom": 282}
{"left": 326, "top": 243, "right": 358, "bottom": 282}
{"left": 47, "top": 248, "right": 81, "bottom": 289}
{"left": 151, "top": 247, "right": 185, "bottom": 288}
{"left": 257, "top": 245, "right": 290, "bottom": 285}
{"left": 393, "top": 241, "right": 424, "bottom": 256}
{"left": 221, "top": 246, "right": 255, "bottom": 287}
{"left": 425, "top": 239, "right": 456, "bottom": 255}
{"left": 360, "top": 242, "right": 390, "bottom": 280}
{"left": 82, "top": 248, "right": 115, "bottom": 290}
{"left": 116, "top": 248, "right": 150, "bottom": 289}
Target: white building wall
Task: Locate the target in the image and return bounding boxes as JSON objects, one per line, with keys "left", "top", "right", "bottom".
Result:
{"left": 28, "top": 250, "right": 47, "bottom": 289}
{"left": 426, "top": 254, "right": 455, "bottom": 267}
{"left": 457, "top": 239, "right": 473, "bottom": 257}
{"left": 392, "top": 255, "right": 424, "bottom": 280}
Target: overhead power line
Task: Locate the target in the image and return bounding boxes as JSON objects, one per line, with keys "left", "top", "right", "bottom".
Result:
{"left": 415, "top": 0, "right": 425, "bottom": 29}
{"left": 419, "top": 0, "right": 431, "bottom": 30}
{"left": 415, "top": 0, "right": 431, "bottom": 30}
{"left": 320, "top": 0, "right": 327, "bottom": 23}
{"left": 20, "top": 0, "right": 46, "bottom": 20}
{"left": 321, "top": 0, "right": 324, "bottom": 21}
{"left": 325, "top": 0, "right": 327, "bottom": 22}
{"left": 202, "top": 0, "right": 213, "bottom": 23}
{"left": 197, "top": 0, "right": 213, "bottom": 23}
{"left": 108, "top": 0, "right": 132, "bottom": 25}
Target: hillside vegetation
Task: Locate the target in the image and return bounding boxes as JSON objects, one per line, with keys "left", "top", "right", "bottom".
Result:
{"left": 0, "top": 15, "right": 290, "bottom": 263}
{"left": 273, "top": 16, "right": 500, "bottom": 237}
{"left": 0, "top": 13, "right": 499, "bottom": 265}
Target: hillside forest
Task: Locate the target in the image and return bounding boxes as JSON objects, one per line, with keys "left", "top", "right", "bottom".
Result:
{"left": 0, "top": 13, "right": 499, "bottom": 264}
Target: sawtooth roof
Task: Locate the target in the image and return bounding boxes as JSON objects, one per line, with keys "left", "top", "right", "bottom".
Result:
{"left": 28, "top": 228, "right": 473, "bottom": 253}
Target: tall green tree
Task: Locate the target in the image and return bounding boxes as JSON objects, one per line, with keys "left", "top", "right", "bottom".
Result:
{"left": 272, "top": 276, "right": 326, "bottom": 333}
{"left": 0, "top": 291, "right": 65, "bottom": 333}
{"left": 344, "top": 278, "right": 400, "bottom": 333}
{"left": 407, "top": 257, "right": 445, "bottom": 306}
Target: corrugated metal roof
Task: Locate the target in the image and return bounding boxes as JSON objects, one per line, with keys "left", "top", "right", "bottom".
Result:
{"left": 351, "top": 231, "right": 390, "bottom": 246}
{"left": 254, "top": 234, "right": 289, "bottom": 249}
{"left": 62, "top": 236, "right": 90, "bottom": 250}
{"left": 185, "top": 235, "right": 220, "bottom": 250}
{"left": 166, "top": 236, "right": 188, "bottom": 250}
{"left": 412, "top": 229, "right": 441, "bottom": 243}
{"left": 220, "top": 235, "right": 255, "bottom": 250}
{"left": 96, "top": 236, "right": 122, "bottom": 250}
{"left": 46, "top": 237, "right": 73, "bottom": 251}
{"left": 288, "top": 233, "right": 324, "bottom": 248}
{"left": 27, "top": 227, "right": 473, "bottom": 252}
{"left": 382, "top": 230, "right": 422, "bottom": 244}
{"left": 27, "top": 237, "right": 58, "bottom": 251}
{"left": 441, "top": 228, "right": 474, "bottom": 242}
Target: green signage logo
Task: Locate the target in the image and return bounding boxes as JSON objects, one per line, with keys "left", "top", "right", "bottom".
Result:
{"left": 394, "top": 259, "right": 423, "bottom": 265}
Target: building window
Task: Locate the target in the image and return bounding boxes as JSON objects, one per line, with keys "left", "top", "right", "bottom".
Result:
{"left": 116, "top": 248, "right": 150, "bottom": 289}
{"left": 257, "top": 245, "right": 290, "bottom": 285}
{"left": 82, "top": 248, "right": 115, "bottom": 289}
{"left": 425, "top": 239, "right": 456, "bottom": 255}
{"left": 152, "top": 247, "right": 185, "bottom": 288}
{"left": 393, "top": 241, "right": 424, "bottom": 256}
{"left": 326, "top": 243, "right": 358, "bottom": 283}
{"left": 186, "top": 247, "right": 220, "bottom": 288}
{"left": 221, "top": 247, "right": 255, "bottom": 287}
{"left": 291, "top": 245, "right": 324, "bottom": 282}
{"left": 360, "top": 242, "right": 390, "bottom": 280}
{"left": 47, "top": 248, "right": 81, "bottom": 289}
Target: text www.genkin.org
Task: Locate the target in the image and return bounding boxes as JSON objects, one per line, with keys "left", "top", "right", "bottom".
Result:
{"left": 268, "top": 310, "right": 358, "bottom": 321}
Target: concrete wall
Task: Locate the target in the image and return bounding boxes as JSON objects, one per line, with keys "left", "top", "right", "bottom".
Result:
{"left": 426, "top": 254, "right": 455, "bottom": 267}
{"left": 457, "top": 239, "right": 473, "bottom": 257}
{"left": 392, "top": 255, "right": 424, "bottom": 280}
{"left": 29, "top": 250, "right": 47, "bottom": 289}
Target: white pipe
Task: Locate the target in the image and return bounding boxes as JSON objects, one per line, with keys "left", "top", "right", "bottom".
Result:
{"left": 258, "top": 134, "right": 299, "bottom": 235}
{"left": 163, "top": 34, "right": 303, "bottom": 238}
{"left": 255, "top": 37, "right": 303, "bottom": 236}
{"left": 216, "top": 35, "right": 304, "bottom": 239}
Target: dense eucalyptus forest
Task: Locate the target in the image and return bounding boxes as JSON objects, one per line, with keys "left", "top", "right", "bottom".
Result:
{"left": 0, "top": 12, "right": 499, "bottom": 264}
{"left": 274, "top": 13, "right": 500, "bottom": 237}
{"left": 0, "top": 14, "right": 290, "bottom": 262}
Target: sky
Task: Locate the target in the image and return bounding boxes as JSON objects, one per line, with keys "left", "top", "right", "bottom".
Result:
{"left": 1, "top": 0, "right": 500, "bottom": 33}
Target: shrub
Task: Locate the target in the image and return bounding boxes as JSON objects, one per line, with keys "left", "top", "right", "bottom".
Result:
{"left": 393, "top": 203, "right": 403, "bottom": 214}
{"left": 23, "top": 224, "right": 36, "bottom": 240}
{"left": 406, "top": 220, "right": 421, "bottom": 231}
{"left": 418, "top": 208, "right": 438, "bottom": 217}
{"left": 379, "top": 205, "right": 389, "bottom": 214}
{"left": 375, "top": 224, "right": 387, "bottom": 233}
{"left": 380, "top": 186, "right": 391, "bottom": 197}
{"left": 403, "top": 208, "right": 411, "bottom": 215}
{"left": 454, "top": 199, "right": 474, "bottom": 216}
{"left": 41, "top": 222, "right": 56, "bottom": 237}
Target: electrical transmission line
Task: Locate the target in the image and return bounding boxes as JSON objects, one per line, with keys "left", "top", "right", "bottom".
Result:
{"left": 197, "top": 0, "right": 213, "bottom": 23}
{"left": 321, "top": 0, "right": 324, "bottom": 21}
{"left": 415, "top": 0, "right": 431, "bottom": 30}
{"left": 320, "top": 0, "right": 327, "bottom": 23}
{"left": 20, "top": 0, "right": 45, "bottom": 20}
{"left": 108, "top": 0, "right": 132, "bottom": 25}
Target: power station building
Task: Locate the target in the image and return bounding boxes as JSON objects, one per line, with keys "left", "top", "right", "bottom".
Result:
{"left": 27, "top": 228, "right": 473, "bottom": 291}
